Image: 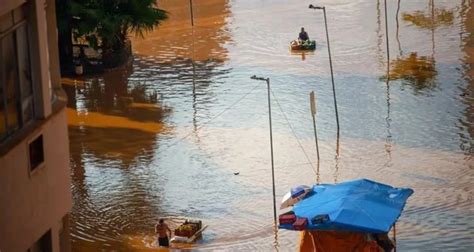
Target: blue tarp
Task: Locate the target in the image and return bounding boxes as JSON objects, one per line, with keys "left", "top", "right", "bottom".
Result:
{"left": 279, "top": 179, "right": 414, "bottom": 233}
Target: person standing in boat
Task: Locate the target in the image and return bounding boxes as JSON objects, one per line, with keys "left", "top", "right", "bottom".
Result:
{"left": 155, "top": 219, "right": 172, "bottom": 247}
{"left": 298, "top": 27, "right": 309, "bottom": 43}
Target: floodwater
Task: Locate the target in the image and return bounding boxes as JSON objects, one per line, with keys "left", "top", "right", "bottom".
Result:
{"left": 64, "top": 0, "right": 474, "bottom": 251}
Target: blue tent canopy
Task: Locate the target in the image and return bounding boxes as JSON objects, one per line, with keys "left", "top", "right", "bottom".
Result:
{"left": 279, "top": 179, "right": 414, "bottom": 233}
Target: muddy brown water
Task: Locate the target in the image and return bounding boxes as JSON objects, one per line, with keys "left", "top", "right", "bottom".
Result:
{"left": 65, "top": 0, "right": 473, "bottom": 251}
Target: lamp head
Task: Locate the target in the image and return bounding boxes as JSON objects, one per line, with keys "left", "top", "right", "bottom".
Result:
{"left": 309, "top": 4, "right": 324, "bottom": 10}
{"left": 250, "top": 75, "right": 269, "bottom": 81}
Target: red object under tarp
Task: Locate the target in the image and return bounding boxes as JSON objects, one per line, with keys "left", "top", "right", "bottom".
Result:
{"left": 293, "top": 218, "right": 308, "bottom": 230}
{"left": 279, "top": 213, "right": 296, "bottom": 224}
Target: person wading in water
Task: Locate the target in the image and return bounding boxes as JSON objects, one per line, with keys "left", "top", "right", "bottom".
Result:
{"left": 155, "top": 219, "right": 172, "bottom": 247}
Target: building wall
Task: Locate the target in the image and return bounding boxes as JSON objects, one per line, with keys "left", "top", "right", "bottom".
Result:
{"left": 0, "top": 110, "right": 71, "bottom": 251}
{"left": 0, "top": 0, "right": 71, "bottom": 251}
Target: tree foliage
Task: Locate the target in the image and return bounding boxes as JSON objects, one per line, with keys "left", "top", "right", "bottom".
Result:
{"left": 56, "top": 0, "right": 167, "bottom": 66}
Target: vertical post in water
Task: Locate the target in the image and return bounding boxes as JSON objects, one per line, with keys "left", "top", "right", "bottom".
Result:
{"left": 266, "top": 78, "right": 277, "bottom": 227}
{"left": 322, "top": 7, "right": 340, "bottom": 140}
{"left": 430, "top": 0, "right": 435, "bottom": 58}
{"left": 396, "top": 0, "right": 402, "bottom": 55}
{"left": 383, "top": 0, "right": 392, "bottom": 159}
{"left": 384, "top": 0, "right": 390, "bottom": 73}
{"left": 189, "top": 0, "right": 197, "bottom": 132}
{"left": 189, "top": 0, "right": 194, "bottom": 26}
{"left": 310, "top": 91, "right": 320, "bottom": 184}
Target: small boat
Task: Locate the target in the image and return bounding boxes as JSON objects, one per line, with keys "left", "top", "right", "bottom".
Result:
{"left": 170, "top": 219, "right": 208, "bottom": 243}
{"left": 290, "top": 40, "right": 317, "bottom": 51}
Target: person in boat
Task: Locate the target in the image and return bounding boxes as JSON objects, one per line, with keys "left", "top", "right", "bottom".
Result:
{"left": 155, "top": 219, "right": 172, "bottom": 247}
{"left": 298, "top": 27, "right": 309, "bottom": 43}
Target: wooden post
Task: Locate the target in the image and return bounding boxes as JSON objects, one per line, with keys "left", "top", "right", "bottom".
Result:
{"left": 189, "top": 0, "right": 194, "bottom": 26}
{"left": 310, "top": 91, "right": 320, "bottom": 184}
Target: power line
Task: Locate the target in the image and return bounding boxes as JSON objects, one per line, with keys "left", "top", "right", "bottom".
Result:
{"left": 269, "top": 88, "right": 318, "bottom": 178}
{"left": 159, "top": 82, "right": 262, "bottom": 153}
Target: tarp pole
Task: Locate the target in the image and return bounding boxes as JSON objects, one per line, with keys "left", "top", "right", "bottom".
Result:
{"left": 393, "top": 223, "right": 397, "bottom": 252}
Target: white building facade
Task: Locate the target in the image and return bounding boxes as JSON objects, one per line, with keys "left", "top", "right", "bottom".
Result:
{"left": 0, "top": 0, "right": 71, "bottom": 251}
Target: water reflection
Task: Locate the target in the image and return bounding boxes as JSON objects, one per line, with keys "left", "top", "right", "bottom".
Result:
{"left": 66, "top": 55, "right": 234, "bottom": 250}
{"left": 402, "top": 7, "right": 454, "bottom": 30}
{"left": 67, "top": 0, "right": 233, "bottom": 250}
{"left": 290, "top": 51, "right": 314, "bottom": 61}
{"left": 376, "top": 0, "right": 393, "bottom": 164}
{"left": 332, "top": 136, "right": 341, "bottom": 184}
{"left": 459, "top": 1, "right": 474, "bottom": 153}
{"left": 389, "top": 1, "right": 440, "bottom": 93}
{"left": 376, "top": 0, "right": 386, "bottom": 68}
{"left": 132, "top": 0, "right": 231, "bottom": 62}
{"left": 64, "top": 62, "right": 168, "bottom": 165}
{"left": 388, "top": 52, "right": 437, "bottom": 93}
{"left": 65, "top": 63, "right": 171, "bottom": 249}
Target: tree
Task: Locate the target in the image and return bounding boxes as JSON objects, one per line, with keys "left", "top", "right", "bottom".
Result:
{"left": 56, "top": 0, "right": 167, "bottom": 70}
{"left": 56, "top": 0, "right": 74, "bottom": 72}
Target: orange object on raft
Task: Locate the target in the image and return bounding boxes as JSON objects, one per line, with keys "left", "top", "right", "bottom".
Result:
{"left": 290, "top": 40, "right": 317, "bottom": 50}
{"left": 170, "top": 219, "right": 208, "bottom": 244}
{"left": 174, "top": 220, "right": 201, "bottom": 237}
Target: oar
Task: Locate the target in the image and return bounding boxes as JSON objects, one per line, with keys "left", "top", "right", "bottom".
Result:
{"left": 186, "top": 225, "right": 208, "bottom": 243}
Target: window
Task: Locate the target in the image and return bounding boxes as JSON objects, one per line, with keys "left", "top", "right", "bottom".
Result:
{"left": 29, "top": 134, "right": 44, "bottom": 172}
{"left": 0, "top": 3, "right": 34, "bottom": 142}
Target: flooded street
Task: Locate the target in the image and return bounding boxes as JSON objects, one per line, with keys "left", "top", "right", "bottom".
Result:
{"left": 64, "top": 0, "right": 473, "bottom": 251}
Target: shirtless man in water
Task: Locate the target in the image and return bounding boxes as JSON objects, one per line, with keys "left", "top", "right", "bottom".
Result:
{"left": 155, "top": 219, "right": 172, "bottom": 247}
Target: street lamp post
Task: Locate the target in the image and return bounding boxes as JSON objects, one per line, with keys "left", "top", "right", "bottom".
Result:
{"left": 309, "top": 4, "right": 340, "bottom": 140}
{"left": 250, "top": 75, "right": 277, "bottom": 227}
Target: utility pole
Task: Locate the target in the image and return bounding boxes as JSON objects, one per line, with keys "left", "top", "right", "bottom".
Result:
{"left": 309, "top": 4, "right": 340, "bottom": 140}
{"left": 250, "top": 75, "right": 277, "bottom": 227}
